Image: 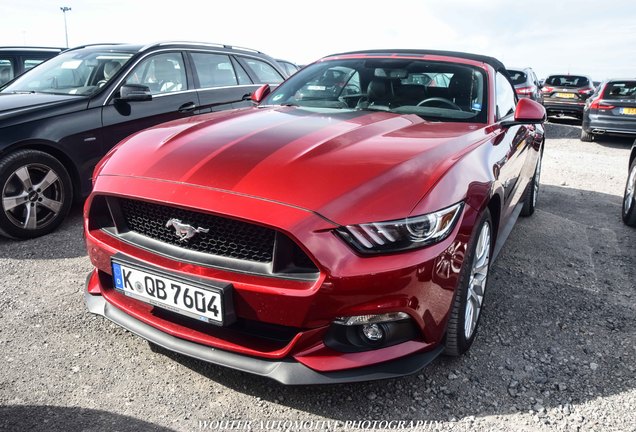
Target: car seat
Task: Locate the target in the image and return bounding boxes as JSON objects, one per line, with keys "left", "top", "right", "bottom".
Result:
{"left": 154, "top": 59, "right": 182, "bottom": 93}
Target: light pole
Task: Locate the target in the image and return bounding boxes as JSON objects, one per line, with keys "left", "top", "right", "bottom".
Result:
{"left": 60, "top": 6, "right": 71, "bottom": 48}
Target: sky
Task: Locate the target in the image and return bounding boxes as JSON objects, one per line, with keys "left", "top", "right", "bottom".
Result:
{"left": 3, "top": 0, "right": 636, "bottom": 81}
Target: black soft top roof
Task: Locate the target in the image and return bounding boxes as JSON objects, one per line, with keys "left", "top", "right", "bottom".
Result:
{"left": 326, "top": 49, "right": 506, "bottom": 72}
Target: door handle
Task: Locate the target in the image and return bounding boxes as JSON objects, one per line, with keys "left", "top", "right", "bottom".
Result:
{"left": 178, "top": 102, "right": 197, "bottom": 113}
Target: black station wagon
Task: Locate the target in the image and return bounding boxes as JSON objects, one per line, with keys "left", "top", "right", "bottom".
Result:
{"left": 0, "top": 41, "right": 285, "bottom": 239}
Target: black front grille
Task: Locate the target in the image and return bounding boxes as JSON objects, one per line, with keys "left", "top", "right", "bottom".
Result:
{"left": 119, "top": 198, "right": 276, "bottom": 263}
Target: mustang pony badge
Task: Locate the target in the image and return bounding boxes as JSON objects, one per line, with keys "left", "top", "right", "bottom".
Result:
{"left": 165, "top": 218, "right": 209, "bottom": 242}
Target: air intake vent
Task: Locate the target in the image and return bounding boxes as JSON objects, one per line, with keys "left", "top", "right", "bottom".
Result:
{"left": 119, "top": 198, "right": 275, "bottom": 263}
{"left": 89, "top": 196, "right": 319, "bottom": 280}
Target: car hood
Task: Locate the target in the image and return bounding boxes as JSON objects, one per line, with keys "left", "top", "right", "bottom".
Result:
{"left": 99, "top": 107, "right": 488, "bottom": 224}
{"left": 0, "top": 92, "right": 86, "bottom": 121}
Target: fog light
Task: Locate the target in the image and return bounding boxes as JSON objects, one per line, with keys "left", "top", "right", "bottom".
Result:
{"left": 325, "top": 313, "right": 418, "bottom": 353}
{"left": 361, "top": 323, "right": 384, "bottom": 342}
{"left": 334, "top": 312, "right": 410, "bottom": 326}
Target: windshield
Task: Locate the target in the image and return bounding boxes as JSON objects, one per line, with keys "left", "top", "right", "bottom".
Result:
{"left": 262, "top": 58, "right": 488, "bottom": 123}
{"left": 545, "top": 75, "right": 590, "bottom": 88}
{"left": 2, "top": 50, "right": 134, "bottom": 96}
{"left": 506, "top": 70, "right": 527, "bottom": 86}
{"left": 602, "top": 81, "right": 636, "bottom": 100}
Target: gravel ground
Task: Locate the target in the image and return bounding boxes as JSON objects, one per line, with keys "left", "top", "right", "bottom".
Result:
{"left": 1, "top": 119, "right": 635, "bottom": 432}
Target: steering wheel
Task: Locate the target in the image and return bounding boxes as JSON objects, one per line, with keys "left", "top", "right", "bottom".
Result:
{"left": 96, "top": 80, "right": 108, "bottom": 87}
{"left": 159, "top": 81, "right": 178, "bottom": 93}
{"left": 416, "top": 97, "right": 462, "bottom": 110}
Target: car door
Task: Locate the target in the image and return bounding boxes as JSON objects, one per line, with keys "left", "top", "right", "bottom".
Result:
{"left": 234, "top": 56, "right": 285, "bottom": 109}
{"left": 100, "top": 51, "right": 199, "bottom": 152}
{"left": 493, "top": 71, "right": 535, "bottom": 221}
{"left": 187, "top": 51, "right": 254, "bottom": 114}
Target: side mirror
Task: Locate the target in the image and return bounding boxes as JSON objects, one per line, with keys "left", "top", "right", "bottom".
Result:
{"left": 118, "top": 84, "right": 152, "bottom": 102}
{"left": 250, "top": 84, "right": 270, "bottom": 104}
{"left": 501, "top": 98, "right": 546, "bottom": 127}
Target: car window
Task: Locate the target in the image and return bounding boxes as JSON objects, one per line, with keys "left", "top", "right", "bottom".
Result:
{"left": 125, "top": 52, "right": 187, "bottom": 95}
{"left": 0, "top": 59, "right": 14, "bottom": 85}
{"left": 23, "top": 58, "right": 46, "bottom": 72}
{"left": 230, "top": 57, "right": 252, "bottom": 85}
{"left": 263, "top": 58, "right": 488, "bottom": 123}
{"left": 2, "top": 50, "right": 134, "bottom": 95}
{"left": 602, "top": 81, "right": 636, "bottom": 100}
{"left": 280, "top": 62, "right": 299, "bottom": 76}
{"left": 506, "top": 70, "right": 527, "bottom": 86}
{"left": 496, "top": 72, "right": 516, "bottom": 120}
{"left": 191, "top": 53, "right": 238, "bottom": 89}
{"left": 344, "top": 70, "right": 361, "bottom": 95}
{"left": 242, "top": 58, "right": 284, "bottom": 85}
{"left": 545, "top": 75, "right": 590, "bottom": 87}
{"left": 432, "top": 73, "right": 451, "bottom": 87}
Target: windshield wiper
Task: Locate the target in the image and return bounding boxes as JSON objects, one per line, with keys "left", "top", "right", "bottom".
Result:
{"left": 7, "top": 90, "right": 36, "bottom": 94}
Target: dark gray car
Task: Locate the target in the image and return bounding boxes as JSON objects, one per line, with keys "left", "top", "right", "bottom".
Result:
{"left": 581, "top": 79, "right": 636, "bottom": 141}
{"left": 506, "top": 67, "right": 543, "bottom": 103}
{"left": 541, "top": 74, "right": 595, "bottom": 119}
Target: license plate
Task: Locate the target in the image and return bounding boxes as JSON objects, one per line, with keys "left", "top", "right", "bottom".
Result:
{"left": 620, "top": 107, "right": 636, "bottom": 115}
{"left": 112, "top": 260, "right": 225, "bottom": 324}
{"left": 556, "top": 92, "right": 576, "bottom": 99}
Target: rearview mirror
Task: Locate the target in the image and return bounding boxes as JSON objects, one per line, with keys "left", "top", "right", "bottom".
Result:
{"left": 501, "top": 98, "right": 546, "bottom": 127}
{"left": 251, "top": 84, "right": 270, "bottom": 104}
{"left": 118, "top": 84, "right": 152, "bottom": 102}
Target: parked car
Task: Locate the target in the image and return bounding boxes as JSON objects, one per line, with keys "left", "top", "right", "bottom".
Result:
{"left": 623, "top": 139, "right": 636, "bottom": 226}
{"left": 506, "top": 67, "right": 543, "bottom": 103}
{"left": 0, "top": 41, "right": 285, "bottom": 239}
{"left": 84, "top": 49, "right": 546, "bottom": 384}
{"left": 0, "top": 46, "right": 63, "bottom": 86}
{"left": 581, "top": 79, "right": 636, "bottom": 141}
{"left": 275, "top": 59, "right": 300, "bottom": 77}
{"left": 541, "top": 74, "right": 595, "bottom": 119}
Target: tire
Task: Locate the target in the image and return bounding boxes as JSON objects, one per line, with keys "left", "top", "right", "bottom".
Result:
{"left": 520, "top": 152, "right": 542, "bottom": 217}
{"left": 444, "top": 209, "right": 492, "bottom": 356}
{"left": 622, "top": 158, "right": 636, "bottom": 227}
{"left": 580, "top": 128, "right": 593, "bottom": 142}
{"left": 0, "top": 149, "right": 73, "bottom": 239}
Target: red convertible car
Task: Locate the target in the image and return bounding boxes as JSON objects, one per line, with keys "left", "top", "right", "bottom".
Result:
{"left": 84, "top": 50, "right": 545, "bottom": 384}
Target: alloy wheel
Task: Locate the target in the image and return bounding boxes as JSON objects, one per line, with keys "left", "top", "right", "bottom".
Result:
{"left": 2, "top": 163, "right": 65, "bottom": 231}
{"left": 464, "top": 221, "right": 491, "bottom": 340}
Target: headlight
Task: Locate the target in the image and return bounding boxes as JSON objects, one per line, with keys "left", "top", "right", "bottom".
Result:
{"left": 336, "top": 202, "right": 464, "bottom": 254}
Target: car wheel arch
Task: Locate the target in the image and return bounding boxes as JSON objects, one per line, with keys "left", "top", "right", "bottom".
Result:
{"left": 463, "top": 185, "right": 503, "bottom": 252}
{"left": 0, "top": 140, "right": 81, "bottom": 204}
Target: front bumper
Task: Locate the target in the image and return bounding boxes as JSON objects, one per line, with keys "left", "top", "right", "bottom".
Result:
{"left": 84, "top": 175, "right": 476, "bottom": 382}
{"left": 85, "top": 275, "right": 443, "bottom": 384}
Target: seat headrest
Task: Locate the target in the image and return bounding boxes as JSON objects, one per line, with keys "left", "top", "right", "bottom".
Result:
{"left": 449, "top": 72, "right": 474, "bottom": 99}
{"left": 103, "top": 61, "right": 121, "bottom": 80}
{"left": 367, "top": 80, "right": 387, "bottom": 101}
{"left": 154, "top": 59, "right": 177, "bottom": 81}
{"left": 214, "top": 68, "right": 236, "bottom": 86}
